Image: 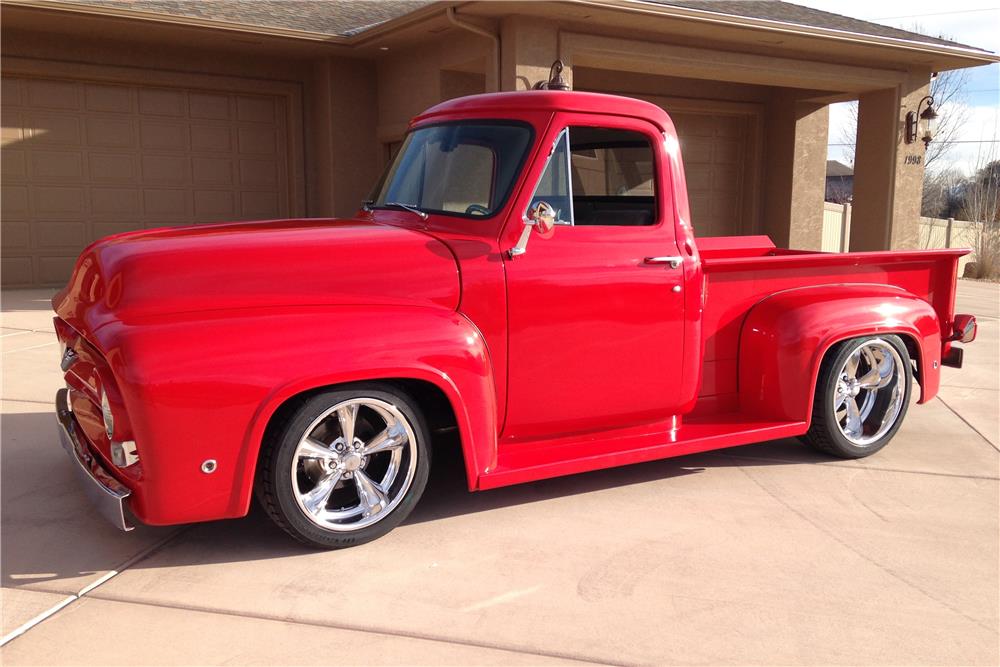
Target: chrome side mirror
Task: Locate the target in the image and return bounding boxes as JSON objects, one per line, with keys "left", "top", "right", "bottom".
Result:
{"left": 509, "top": 201, "right": 556, "bottom": 258}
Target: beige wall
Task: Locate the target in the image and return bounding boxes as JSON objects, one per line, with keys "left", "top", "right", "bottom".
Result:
{"left": 375, "top": 31, "right": 491, "bottom": 146}
{"left": 851, "top": 70, "right": 932, "bottom": 251}
{"left": 762, "top": 93, "right": 829, "bottom": 249}
{"left": 308, "top": 57, "right": 381, "bottom": 218}
{"left": 500, "top": 17, "right": 562, "bottom": 91}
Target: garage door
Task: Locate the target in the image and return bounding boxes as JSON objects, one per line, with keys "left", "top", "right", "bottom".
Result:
{"left": 668, "top": 111, "right": 749, "bottom": 238}
{"left": 1, "top": 75, "right": 292, "bottom": 287}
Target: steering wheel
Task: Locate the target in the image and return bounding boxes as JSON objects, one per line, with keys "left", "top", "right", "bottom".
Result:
{"left": 465, "top": 204, "right": 490, "bottom": 216}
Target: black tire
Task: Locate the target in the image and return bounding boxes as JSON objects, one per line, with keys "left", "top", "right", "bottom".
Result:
{"left": 256, "top": 383, "right": 431, "bottom": 549}
{"left": 800, "top": 334, "right": 912, "bottom": 459}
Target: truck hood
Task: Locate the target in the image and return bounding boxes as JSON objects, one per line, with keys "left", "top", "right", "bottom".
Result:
{"left": 53, "top": 218, "right": 460, "bottom": 332}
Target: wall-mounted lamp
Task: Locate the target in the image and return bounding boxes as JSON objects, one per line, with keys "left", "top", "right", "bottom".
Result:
{"left": 905, "top": 95, "right": 939, "bottom": 148}
{"left": 534, "top": 60, "right": 571, "bottom": 91}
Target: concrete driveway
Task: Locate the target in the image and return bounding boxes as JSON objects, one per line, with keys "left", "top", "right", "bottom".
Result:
{"left": 2, "top": 282, "right": 997, "bottom": 666}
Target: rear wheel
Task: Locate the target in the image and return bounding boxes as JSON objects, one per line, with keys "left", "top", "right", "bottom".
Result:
{"left": 801, "top": 335, "right": 912, "bottom": 459}
{"left": 257, "top": 384, "right": 430, "bottom": 549}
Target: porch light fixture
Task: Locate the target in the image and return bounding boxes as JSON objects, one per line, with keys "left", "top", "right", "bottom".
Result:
{"left": 906, "top": 95, "right": 938, "bottom": 148}
{"left": 535, "top": 60, "right": 571, "bottom": 91}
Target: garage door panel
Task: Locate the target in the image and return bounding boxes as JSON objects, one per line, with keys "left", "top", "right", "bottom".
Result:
{"left": 239, "top": 159, "right": 277, "bottom": 186}
{"left": 92, "top": 187, "right": 139, "bottom": 217}
{"left": 190, "top": 124, "right": 232, "bottom": 152}
{"left": 30, "top": 113, "right": 83, "bottom": 146}
{"left": 2, "top": 78, "right": 24, "bottom": 107}
{"left": 29, "top": 150, "right": 85, "bottom": 180}
{"left": 138, "top": 88, "right": 186, "bottom": 117}
{"left": 1, "top": 73, "right": 293, "bottom": 287}
{"left": 189, "top": 93, "right": 230, "bottom": 120}
{"left": 241, "top": 191, "right": 280, "bottom": 219}
{"left": 32, "top": 186, "right": 86, "bottom": 217}
{"left": 1, "top": 257, "right": 33, "bottom": 285}
{"left": 86, "top": 116, "right": 135, "bottom": 148}
{"left": 194, "top": 190, "right": 236, "bottom": 220}
{"left": 713, "top": 138, "right": 743, "bottom": 165}
{"left": 141, "top": 154, "right": 191, "bottom": 183}
{"left": 35, "top": 221, "right": 88, "bottom": 249}
{"left": 1, "top": 118, "right": 24, "bottom": 146}
{"left": 685, "top": 164, "right": 711, "bottom": 190}
{"left": 143, "top": 188, "right": 191, "bottom": 219}
{"left": 140, "top": 120, "right": 189, "bottom": 150}
{"left": 2, "top": 148, "right": 27, "bottom": 178}
{"left": 193, "top": 156, "right": 234, "bottom": 185}
{"left": 237, "top": 126, "right": 276, "bottom": 155}
{"left": 669, "top": 110, "right": 751, "bottom": 237}
{"left": 236, "top": 96, "right": 276, "bottom": 123}
{"left": 37, "top": 255, "right": 79, "bottom": 284}
{"left": 679, "top": 136, "right": 713, "bottom": 164}
{"left": 26, "top": 79, "right": 81, "bottom": 110}
{"left": 2, "top": 220, "right": 30, "bottom": 249}
{"left": 711, "top": 163, "right": 740, "bottom": 190}
{"left": 85, "top": 84, "right": 133, "bottom": 114}
{"left": 89, "top": 153, "right": 138, "bottom": 182}
{"left": 2, "top": 185, "right": 29, "bottom": 216}
{"left": 92, "top": 221, "right": 140, "bottom": 239}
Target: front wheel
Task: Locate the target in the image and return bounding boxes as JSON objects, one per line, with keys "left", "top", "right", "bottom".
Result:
{"left": 256, "top": 383, "right": 430, "bottom": 548}
{"left": 800, "top": 335, "right": 912, "bottom": 459}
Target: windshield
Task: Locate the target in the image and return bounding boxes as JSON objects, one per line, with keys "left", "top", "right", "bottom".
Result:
{"left": 370, "top": 122, "right": 534, "bottom": 219}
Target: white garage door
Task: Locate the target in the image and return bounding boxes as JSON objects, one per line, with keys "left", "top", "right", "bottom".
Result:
{"left": 668, "top": 111, "right": 750, "bottom": 238}
{"left": 2, "top": 75, "right": 292, "bottom": 287}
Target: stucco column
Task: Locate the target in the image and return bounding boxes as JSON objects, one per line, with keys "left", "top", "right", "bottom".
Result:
{"left": 308, "top": 57, "right": 380, "bottom": 218}
{"left": 762, "top": 93, "right": 828, "bottom": 249}
{"left": 850, "top": 71, "right": 930, "bottom": 250}
{"left": 500, "top": 17, "right": 567, "bottom": 91}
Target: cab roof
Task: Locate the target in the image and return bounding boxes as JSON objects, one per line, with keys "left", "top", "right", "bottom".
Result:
{"left": 413, "top": 91, "right": 673, "bottom": 133}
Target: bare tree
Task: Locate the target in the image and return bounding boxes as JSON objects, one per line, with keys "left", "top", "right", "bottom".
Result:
{"left": 961, "top": 152, "right": 1000, "bottom": 279}
{"left": 921, "top": 168, "right": 964, "bottom": 219}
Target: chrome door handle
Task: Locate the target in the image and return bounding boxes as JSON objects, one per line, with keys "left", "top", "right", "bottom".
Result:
{"left": 643, "top": 256, "right": 683, "bottom": 268}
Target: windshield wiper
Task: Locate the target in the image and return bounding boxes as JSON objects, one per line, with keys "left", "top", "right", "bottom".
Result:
{"left": 379, "top": 202, "right": 428, "bottom": 220}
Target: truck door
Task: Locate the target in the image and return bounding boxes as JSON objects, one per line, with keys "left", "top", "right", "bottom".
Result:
{"left": 501, "top": 115, "right": 686, "bottom": 443}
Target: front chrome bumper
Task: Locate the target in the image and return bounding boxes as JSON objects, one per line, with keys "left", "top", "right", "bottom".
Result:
{"left": 56, "top": 388, "right": 134, "bottom": 531}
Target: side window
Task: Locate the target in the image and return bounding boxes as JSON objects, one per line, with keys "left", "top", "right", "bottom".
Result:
{"left": 527, "top": 129, "right": 574, "bottom": 225}
{"left": 571, "top": 127, "right": 657, "bottom": 226}
{"left": 526, "top": 126, "right": 658, "bottom": 227}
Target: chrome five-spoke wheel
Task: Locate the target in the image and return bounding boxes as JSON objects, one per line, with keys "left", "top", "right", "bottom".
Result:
{"left": 292, "top": 398, "right": 416, "bottom": 531}
{"left": 832, "top": 339, "right": 906, "bottom": 446}
{"left": 802, "top": 335, "right": 912, "bottom": 459}
{"left": 258, "top": 384, "right": 431, "bottom": 548}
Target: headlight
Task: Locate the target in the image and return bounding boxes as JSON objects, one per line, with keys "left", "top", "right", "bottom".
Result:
{"left": 101, "top": 390, "right": 115, "bottom": 440}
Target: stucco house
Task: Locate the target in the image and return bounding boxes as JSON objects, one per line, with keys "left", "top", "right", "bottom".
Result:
{"left": 2, "top": 0, "right": 996, "bottom": 287}
{"left": 825, "top": 159, "right": 853, "bottom": 203}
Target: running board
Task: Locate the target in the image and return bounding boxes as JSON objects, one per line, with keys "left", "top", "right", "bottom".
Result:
{"left": 479, "top": 417, "right": 807, "bottom": 490}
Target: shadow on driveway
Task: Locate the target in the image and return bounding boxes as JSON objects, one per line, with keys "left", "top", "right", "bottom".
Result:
{"left": 2, "top": 408, "right": 828, "bottom": 588}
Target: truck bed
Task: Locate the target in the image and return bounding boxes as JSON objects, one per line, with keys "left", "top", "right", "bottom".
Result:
{"left": 694, "top": 235, "right": 967, "bottom": 416}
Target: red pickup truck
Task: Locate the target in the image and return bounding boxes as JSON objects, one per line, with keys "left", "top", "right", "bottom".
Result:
{"left": 53, "top": 90, "right": 977, "bottom": 548}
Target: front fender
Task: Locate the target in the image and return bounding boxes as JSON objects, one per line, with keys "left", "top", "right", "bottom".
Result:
{"left": 738, "top": 284, "right": 941, "bottom": 424}
{"left": 95, "top": 305, "right": 496, "bottom": 525}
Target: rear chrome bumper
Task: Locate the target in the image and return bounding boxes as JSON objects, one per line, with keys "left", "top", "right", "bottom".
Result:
{"left": 56, "top": 388, "right": 134, "bottom": 531}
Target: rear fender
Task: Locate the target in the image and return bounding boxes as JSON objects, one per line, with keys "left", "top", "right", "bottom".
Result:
{"left": 98, "top": 305, "right": 497, "bottom": 524}
{"left": 738, "top": 284, "right": 941, "bottom": 423}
